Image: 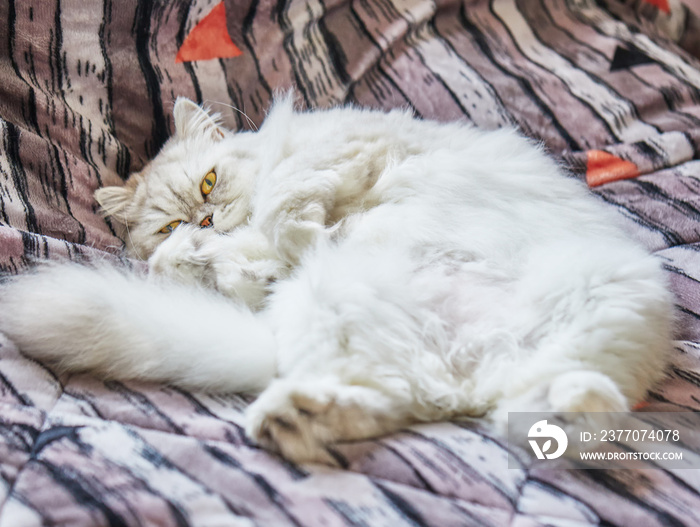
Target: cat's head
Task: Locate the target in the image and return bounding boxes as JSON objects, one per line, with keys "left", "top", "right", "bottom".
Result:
{"left": 96, "top": 98, "right": 261, "bottom": 259}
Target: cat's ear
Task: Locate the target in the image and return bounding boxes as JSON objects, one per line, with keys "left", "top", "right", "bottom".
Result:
{"left": 94, "top": 185, "right": 135, "bottom": 223}
{"left": 173, "top": 97, "right": 226, "bottom": 141}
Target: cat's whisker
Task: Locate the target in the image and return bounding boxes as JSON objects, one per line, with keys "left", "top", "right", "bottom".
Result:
{"left": 124, "top": 220, "right": 145, "bottom": 262}
{"left": 206, "top": 100, "right": 258, "bottom": 131}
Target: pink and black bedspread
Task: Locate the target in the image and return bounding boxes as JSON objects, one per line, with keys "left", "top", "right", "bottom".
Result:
{"left": 1, "top": 0, "right": 700, "bottom": 525}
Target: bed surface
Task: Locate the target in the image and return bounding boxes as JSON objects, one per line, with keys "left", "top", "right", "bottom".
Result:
{"left": 1, "top": 0, "right": 700, "bottom": 524}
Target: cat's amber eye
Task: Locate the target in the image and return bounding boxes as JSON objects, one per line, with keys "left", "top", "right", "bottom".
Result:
{"left": 201, "top": 170, "right": 217, "bottom": 197}
{"left": 159, "top": 220, "right": 183, "bottom": 234}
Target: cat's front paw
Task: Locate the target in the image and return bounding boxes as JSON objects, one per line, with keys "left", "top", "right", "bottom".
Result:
{"left": 271, "top": 218, "right": 326, "bottom": 264}
{"left": 205, "top": 227, "right": 289, "bottom": 307}
{"left": 148, "top": 225, "right": 288, "bottom": 307}
{"left": 213, "top": 256, "right": 288, "bottom": 309}
{"left": 245, "top": 378, "right": 403, "bottom": 464}
{"left": 148, "top": 224, "right": 217, "bottom": 287}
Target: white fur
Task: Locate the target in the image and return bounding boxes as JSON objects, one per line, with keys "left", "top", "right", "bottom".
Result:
{"left": 0, "top": 97, "right": 674, "bottom": 463}
{"left": 0, "top": 263, "right": 275, "bottom": 393}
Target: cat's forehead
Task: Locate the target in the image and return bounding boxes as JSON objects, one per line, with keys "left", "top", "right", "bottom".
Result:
{"left": 156, "top": 138, "right": 214, "bottom": 169}
{"left": 144, "top": 138, "right": 219, "bottom": 184}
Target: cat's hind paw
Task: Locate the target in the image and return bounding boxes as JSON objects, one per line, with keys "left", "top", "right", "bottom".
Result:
{"left": 489, "top": 370, "right": 629, "bottom": 433}
{"left": 244, "top": 378, "right": 404, "bottom": 464}
{"left": 548, "top": 371, "right": 628, "bottom": 413}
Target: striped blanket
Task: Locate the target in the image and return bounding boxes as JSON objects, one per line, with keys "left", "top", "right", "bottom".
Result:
{"left": 1, "top": 0, "right": 699, "bottom": 525}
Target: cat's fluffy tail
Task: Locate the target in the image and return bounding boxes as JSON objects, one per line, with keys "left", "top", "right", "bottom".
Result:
{"left": 0, "top": 263, "right": 276, "bottom": 393}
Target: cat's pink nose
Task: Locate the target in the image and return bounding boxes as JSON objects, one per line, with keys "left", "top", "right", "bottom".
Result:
{"left": 200, "top": 215, "right": 213, "bottom": 228}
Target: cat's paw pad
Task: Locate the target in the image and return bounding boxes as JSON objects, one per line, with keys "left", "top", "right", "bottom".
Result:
{"left": 548, "top": 371, "right": 628, "bottom": 413}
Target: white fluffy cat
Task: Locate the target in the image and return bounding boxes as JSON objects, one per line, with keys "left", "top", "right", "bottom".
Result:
{"left": 0, "top": 96, "right": 674, "bottom": 463}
